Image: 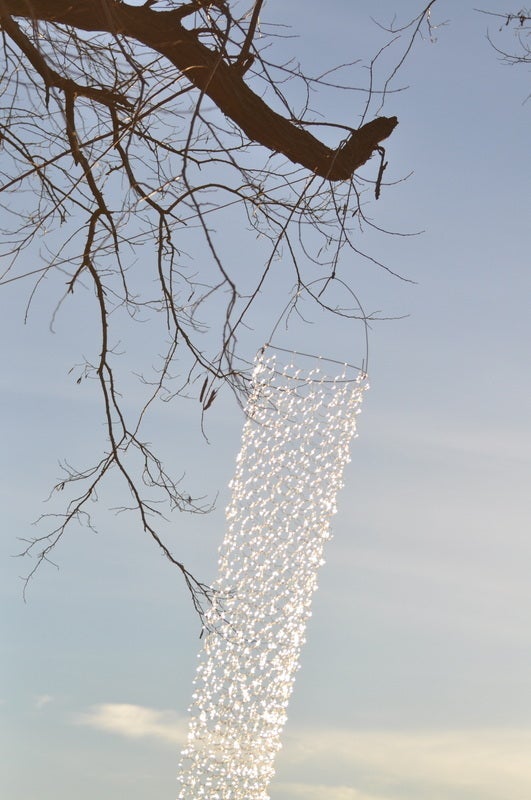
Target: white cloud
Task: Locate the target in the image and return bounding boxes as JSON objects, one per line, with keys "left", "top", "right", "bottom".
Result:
{"left": 75, "top": 703, "right": 187, "bottom": 746}
{"left": 75, "top": 704, "right": 531, "bottom": 799}
{"left": 35, "top": 694, "right": 53, "bottom": 709}
{"left": 272, "top": 782, "right": 393, "bottom": 800}
{"left": 276, "top": 726, "right": 531, "bottom": 799}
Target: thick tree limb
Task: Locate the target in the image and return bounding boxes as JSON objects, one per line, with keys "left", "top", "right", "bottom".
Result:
{"left": 0, "top": 0, "right": 398, "bottom": 180}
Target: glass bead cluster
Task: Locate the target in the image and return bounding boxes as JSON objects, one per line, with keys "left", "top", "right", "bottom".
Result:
{"left": 177, "top": 350, "right": 366, "bottom": 800}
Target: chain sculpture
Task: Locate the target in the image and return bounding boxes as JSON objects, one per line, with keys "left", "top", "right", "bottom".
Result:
{"left": 178, "top": 347, "right": 366, "bottom": 799}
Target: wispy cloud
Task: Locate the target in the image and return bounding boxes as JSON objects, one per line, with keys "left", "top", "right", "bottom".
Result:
{"left": 75, "top": 703, "right": 187, "bottom": 746}
{"left": 272, "top": 782, "right": 394, "bottom": 800}
{"left": 366, "top": 412, "right": 530, "bottom": 463}
{"left": 75, "top": 704, "right": 531, "bottom": 799}
{"left": 338, "top": 546, "right": 531, "bottom": 622}
{"left": 35, "top": 694, "right": 54, "bottom": 710}
{"left": 276, "top": 726, "right": 531, "bottom": 799}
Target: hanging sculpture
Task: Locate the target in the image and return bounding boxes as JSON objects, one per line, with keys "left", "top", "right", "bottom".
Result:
{"left": 177, "top": 347, "right": 366, "bottom": 800}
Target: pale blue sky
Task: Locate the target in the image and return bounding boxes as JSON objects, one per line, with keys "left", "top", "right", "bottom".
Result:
{"left": 2, "top": 2, "right": 530, "bottom": 799}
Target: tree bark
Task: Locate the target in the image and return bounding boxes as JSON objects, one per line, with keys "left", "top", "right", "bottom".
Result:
{"left": 0, "top": 0, "right": 398, "bottom": 180}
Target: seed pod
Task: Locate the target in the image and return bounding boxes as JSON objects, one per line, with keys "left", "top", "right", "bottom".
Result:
{"left": 203, "top": 388, "right": 217, "bottom": 411}
{"left": 199, "top": 376, "right": 209, "bottom": 403}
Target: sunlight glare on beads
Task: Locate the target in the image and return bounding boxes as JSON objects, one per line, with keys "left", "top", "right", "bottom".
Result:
{"left": 177, "top": 348, "right": 366, "bottom": 800}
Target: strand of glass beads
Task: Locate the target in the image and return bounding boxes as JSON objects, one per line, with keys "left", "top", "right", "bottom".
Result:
{"left": 177, "top": 349, "right": 366, "bottom": 800}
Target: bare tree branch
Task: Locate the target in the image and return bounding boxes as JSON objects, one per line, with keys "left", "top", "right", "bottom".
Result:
{"left": 0, "top": 1, "right": 438, "bottom": 620}
{"left": 0, "top": 0, "right": 397, "bottom": 179}
{"left": 476, "top": 7, "right": 531, "bottom": 67}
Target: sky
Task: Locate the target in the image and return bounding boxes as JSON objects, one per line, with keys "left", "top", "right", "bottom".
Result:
{"left": 1, "top": 1, "right": 530, "bottom": 799}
